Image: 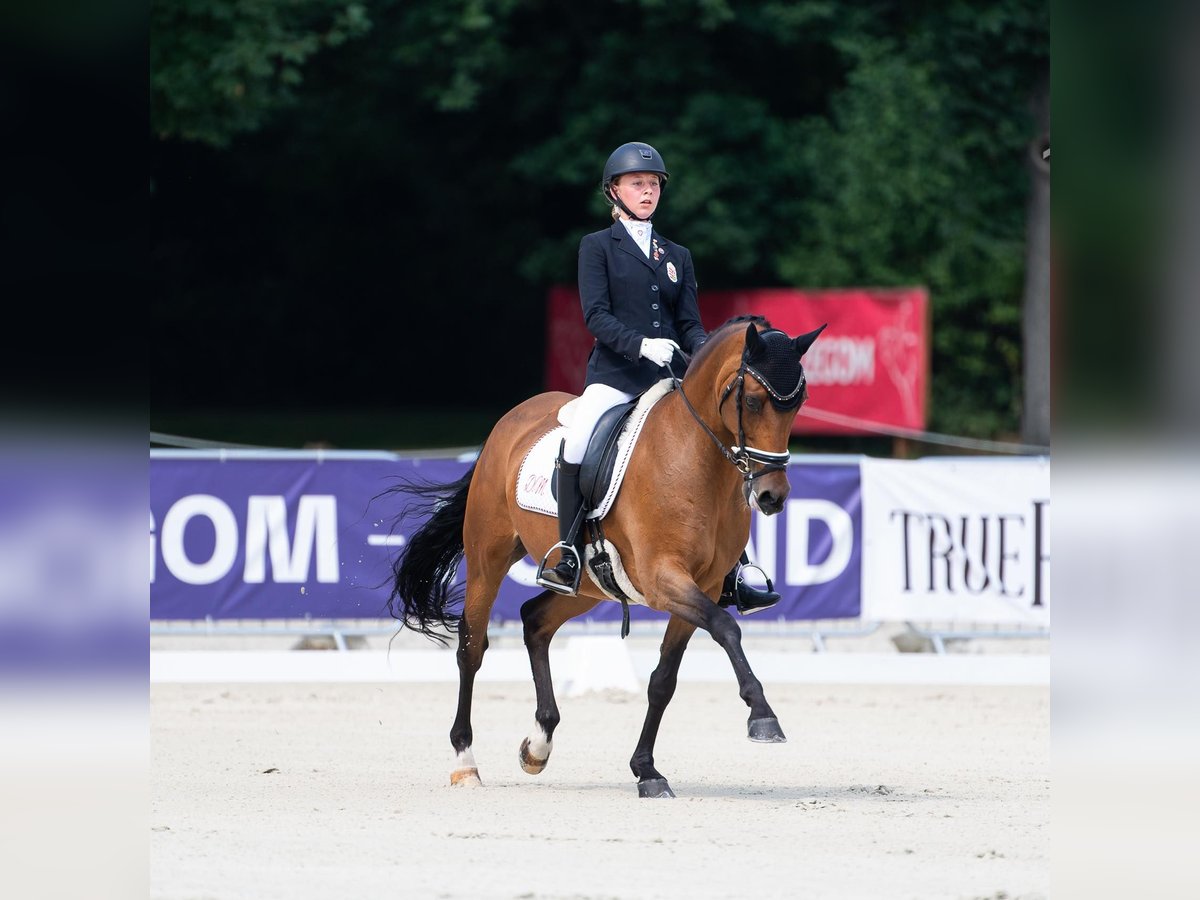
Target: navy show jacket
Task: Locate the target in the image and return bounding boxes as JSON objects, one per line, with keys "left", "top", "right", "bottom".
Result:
{"left": 578, "top": 221, "right": 708, "bottom": 394}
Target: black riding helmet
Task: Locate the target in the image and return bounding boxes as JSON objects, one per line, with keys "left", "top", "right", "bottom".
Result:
{"left": 602, "top": 142, "right": 669, "bottom": 222}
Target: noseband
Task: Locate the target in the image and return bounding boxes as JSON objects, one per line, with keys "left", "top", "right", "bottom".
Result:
{"left": 668, "top": 352, "right": 800, "bottom": 491}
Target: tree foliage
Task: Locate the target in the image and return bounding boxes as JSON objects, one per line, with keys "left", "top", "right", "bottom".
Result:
{"left": 151, "top": 0, "right": 371, "bottom": 147}
{"left": 152, "top": 0, "right": 1048, "bottom": 438}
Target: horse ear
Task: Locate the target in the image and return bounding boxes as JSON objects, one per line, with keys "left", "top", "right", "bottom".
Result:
{"left": 744, "top": 322, "right": 763, "bottom": 356}
{"left": 793, "top": 323, "right": 827, "bottom": 357}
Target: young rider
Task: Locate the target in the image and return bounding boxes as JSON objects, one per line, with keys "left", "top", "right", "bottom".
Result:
{"left": 535, "top": 141, "right": 781, "bottom": 615}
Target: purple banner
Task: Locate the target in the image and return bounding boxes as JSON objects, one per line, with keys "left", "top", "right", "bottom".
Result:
{"left": 151, "top": 452, "right": 861, "bottom": 622}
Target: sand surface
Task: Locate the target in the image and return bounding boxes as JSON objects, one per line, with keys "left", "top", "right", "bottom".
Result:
{"left": 151, "top": 680, "right": 1047, "bottom": 899}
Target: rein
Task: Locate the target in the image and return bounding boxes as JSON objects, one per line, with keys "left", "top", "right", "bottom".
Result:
{"left": 667, "top": 353, "right": 792, "bottom": 489}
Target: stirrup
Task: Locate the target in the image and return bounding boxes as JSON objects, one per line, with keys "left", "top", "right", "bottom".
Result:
{"left": 725, "top": 562, "right": 780, "bottom": 614}
{"left": 735, "top": 562, "right": 772, "bottom": 588}
{"left": 535, "top": 541, "right": 582, "bottom": 595}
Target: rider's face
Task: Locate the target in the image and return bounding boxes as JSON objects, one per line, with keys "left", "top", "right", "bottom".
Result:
{"left": 611, "top": 172, "right": 661, "bottom": 219}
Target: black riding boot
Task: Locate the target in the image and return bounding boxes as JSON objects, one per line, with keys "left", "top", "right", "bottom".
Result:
{"left": 535, "top": 456, "right": 585, "bottom": 595}
{"left": 719, "top": 551, "right": 781, "bottom": 615}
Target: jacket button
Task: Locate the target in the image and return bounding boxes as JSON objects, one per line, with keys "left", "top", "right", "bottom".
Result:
{"left": 651, "top": 303, "right": 659, "bottom": 310}
{"left": 650, "top": 285, "right": 659, "bottom": 292}
{"left": 652, "top": 321, "right": 660, "bottom": 328}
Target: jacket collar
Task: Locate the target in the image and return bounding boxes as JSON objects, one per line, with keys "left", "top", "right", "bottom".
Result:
{"left": 610, "top": 221, "right": 667, "bottom": 270}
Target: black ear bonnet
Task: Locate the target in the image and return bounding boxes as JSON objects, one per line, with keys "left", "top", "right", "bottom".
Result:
{"left": 744, "top": 329, "right": 806, "bottom": 409}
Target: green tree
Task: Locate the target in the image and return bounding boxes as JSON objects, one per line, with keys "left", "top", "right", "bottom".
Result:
{"left": 152, "top": 0, "right": 1048, "bottom": 440}
{"left": 151, "top": 0, "right": 371, "bottom": 147}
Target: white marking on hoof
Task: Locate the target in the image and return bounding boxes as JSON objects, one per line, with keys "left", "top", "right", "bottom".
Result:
{"left": 450, "top": 749, "right": 483, "bottom": 787}
{"left": 527, "top": 728, "right": 551, "bottom": 760}
{"left": 519, "top": 728, "right": 552, "bottom": 775}
{"left": 450, "top": 768, "right": 482, "bottom": 787}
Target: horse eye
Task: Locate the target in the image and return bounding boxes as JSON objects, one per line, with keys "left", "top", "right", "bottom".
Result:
{"left": 746, "top": 396, "right": 763, "bottom": 413}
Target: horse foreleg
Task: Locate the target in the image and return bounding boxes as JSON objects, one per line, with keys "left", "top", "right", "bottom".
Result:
{"left": 658, "top": 574, "right": 786, "bottom": 744}
{"left": 629, "top": 614, "right": 697, "bottom": 798}
{"left": 518, "top": 590, "right": 598, "bottom": 775}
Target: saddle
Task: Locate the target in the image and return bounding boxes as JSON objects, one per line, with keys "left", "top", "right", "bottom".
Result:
{"left": 553, "top": 399, "right": 638, "bottom": 509}
{"left": 515, "top": 378, "right": 673, "bottom": 523}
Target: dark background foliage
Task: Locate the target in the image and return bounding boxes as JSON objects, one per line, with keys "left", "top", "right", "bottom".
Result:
{"left": 151, "top": 0, "right": 1048, "bottom": 448}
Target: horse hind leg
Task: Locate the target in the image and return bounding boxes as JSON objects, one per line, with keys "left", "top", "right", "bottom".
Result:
{"left": 448, "top": 604, "right": 487, "bottom": 787}
{"left": 448, "top": 533, "right": 523, "bottom": 788}
{"left": 518, "top": 589, "right": 597, "bottom": 775}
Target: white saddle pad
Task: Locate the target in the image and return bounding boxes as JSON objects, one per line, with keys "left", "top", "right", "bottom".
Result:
{"left": 516, "top": 378, "right": 674, "bottom": 521}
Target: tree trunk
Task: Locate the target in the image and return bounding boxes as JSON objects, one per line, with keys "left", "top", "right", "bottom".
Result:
{"left": 1022, "top": 80, "right": 1051, "bottom": 447}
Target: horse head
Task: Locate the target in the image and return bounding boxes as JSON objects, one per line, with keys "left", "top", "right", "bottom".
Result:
{"left": 685, "top": 317, "right": 826, "bottom": 516}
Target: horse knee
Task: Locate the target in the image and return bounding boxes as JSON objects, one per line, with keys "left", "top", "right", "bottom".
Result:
{"left": 707, "top": 610, "right": 742, "bottom": 645}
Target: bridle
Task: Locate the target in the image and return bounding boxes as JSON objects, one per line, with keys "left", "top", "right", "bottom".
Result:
{"left": 667, "top": 350, "right": 801, "bottom": 492}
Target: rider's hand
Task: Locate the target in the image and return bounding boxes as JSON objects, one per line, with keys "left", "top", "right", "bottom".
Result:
{"left": 639, "top": 337, "right": 679, "bottom": 368}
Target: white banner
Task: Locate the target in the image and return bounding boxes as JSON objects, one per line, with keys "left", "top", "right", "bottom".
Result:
{"left": 861, "top": 458, "right": 1050, "bottom": 625}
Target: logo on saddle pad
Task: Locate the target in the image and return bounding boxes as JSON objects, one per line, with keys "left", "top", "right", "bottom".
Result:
{"left": 516, "top": 379, "right": 675, "bottom": 521}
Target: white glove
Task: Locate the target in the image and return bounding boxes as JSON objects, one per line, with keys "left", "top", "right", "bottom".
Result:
{"left": 639, "top": 337, "right": 679, "bottom": 368}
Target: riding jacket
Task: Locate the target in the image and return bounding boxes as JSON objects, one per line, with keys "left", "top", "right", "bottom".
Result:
{"left": 578, "top": 221, "right": 708, "bottom": 395}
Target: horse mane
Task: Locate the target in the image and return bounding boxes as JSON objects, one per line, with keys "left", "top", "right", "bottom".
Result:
{"left": 688, "top": 314, "right": 772, "bottom": 369}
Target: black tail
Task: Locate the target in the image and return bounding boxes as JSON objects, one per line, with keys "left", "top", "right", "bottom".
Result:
{"left": 385, "top": 464, "right": 476, "bottom": 644}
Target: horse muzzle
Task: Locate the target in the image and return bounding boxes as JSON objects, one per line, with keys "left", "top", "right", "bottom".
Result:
{"left": 745, "top": 477, "right": 789, "bottom": 516}
{"left": 753, "top": 488, "right": 787, "bottom": 516}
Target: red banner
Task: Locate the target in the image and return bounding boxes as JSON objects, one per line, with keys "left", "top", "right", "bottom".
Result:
{"left": 545, "top": 286, "right": 929, "bottom": 435}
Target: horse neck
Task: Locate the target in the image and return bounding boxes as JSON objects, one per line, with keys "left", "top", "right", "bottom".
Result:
{"left": 677, "top": 333, "right": 742, "bottom": 446}
{"left": 658, "top": 336, "right": 744, "bottom": 487}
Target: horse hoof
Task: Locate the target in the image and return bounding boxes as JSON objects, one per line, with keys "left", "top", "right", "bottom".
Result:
{"left": 449, "top": 767, "right": 483, "bottom": 787}
{"left": 747, "top": 716, "right": 787, "bottom": 743}
{"left": 637, "top": 778, "right": 675, "bottom": 799}
{"left": 519, "top": 737, "right": 549, "bottom": 775}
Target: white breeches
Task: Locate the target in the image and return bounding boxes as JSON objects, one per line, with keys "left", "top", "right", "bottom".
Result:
{"left": 562, "top": 383, "right": 637, "bottom": 464}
